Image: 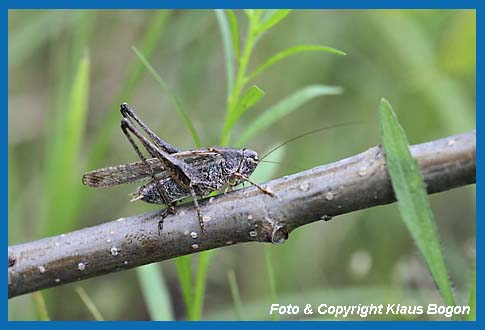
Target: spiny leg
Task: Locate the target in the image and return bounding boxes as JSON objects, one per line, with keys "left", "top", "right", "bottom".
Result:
{"left": 120, "top": 116, "right": 196, "bottom": 187}
{"left": 120, "top": 112, "right": 209, "bottom": 234}
{"left": 234, "top": 172, "right": 275, "bottom": 197}
{"left": 158, "top": 204, "right": 176, "bottom": 235}
{"left": 121, "top": 118, "right": 175, "bottom": 234}
{"left": 120, "top": 103, "right": 180, "bottom": 154}
{"left": 189, "top": 183, "right": 206, "bottom": 234}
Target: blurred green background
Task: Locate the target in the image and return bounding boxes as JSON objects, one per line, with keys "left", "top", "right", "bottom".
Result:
{"left": 8, "top": 10, "right": 475, "bottom": 320}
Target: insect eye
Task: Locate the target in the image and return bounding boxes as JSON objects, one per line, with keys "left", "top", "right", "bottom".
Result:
{"left": 246, "top": 158, "right": 257, "bottom": 165}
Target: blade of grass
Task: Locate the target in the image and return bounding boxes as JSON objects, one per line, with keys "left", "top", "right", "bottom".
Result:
{"left": 215, "top": 10, "right": 235, "bottom": 96}
{"left": 227, "top": 269, "right": 245, "bottom": 320}
{"left": 379, "top": 98, "right": 456, "bottom": 306}
{"left": 75, "top": 286, "right": 104, "bottom": 321}
{"left": 222, "top": 85, "right": 264, "bottom": 142}
{"left": 246, "top": 45, "right": 346, "bottom": 83}
{"left": 32, "top": 291, "right": 50, "bottom": 321}
{"left": 136, "top": 264, "right": 174, "bottom": 320}
{"left": 174, "top": 255, "right": 193, "bottom": 318}
{"left": 226, "top": 10, "right": 240, "bottom": 60}
{"left": 87, "top": 11, "right": 171, "bottom": 170}
{"left": 132, "top": 46, "right": 201, "bottom": 147}
{"left": 264, "top": 246, "right": 279, "bottom": 321}
{"left": 235, "top": 85, "right": 342, "bottom": 147}
{"left": 191, "top": 251, "right": 215, "bottom": 320}
{"left": 43, "top": 53, "right": 90, "bottom": 235}
{"left": 256, "top": 9, "right": 292, "bottom": 34}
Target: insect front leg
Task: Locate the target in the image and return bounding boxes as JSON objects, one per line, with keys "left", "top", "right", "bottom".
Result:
{"left": 234, "top": 173, "right": 275, "bottom": 197}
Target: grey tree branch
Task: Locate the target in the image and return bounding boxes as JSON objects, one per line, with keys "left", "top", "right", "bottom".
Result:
{"left": 8, "top": 131, "right": 476, "bottom": 298}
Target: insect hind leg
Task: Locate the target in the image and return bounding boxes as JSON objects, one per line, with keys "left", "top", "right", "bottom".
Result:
{"left": 121, "top": 118, "right": 177, "bottom": 234}
{"left": 120, "top": 103, "right": 180, "bottom": 154}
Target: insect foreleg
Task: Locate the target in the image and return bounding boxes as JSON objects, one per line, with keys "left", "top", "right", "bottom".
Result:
{"left": 234, "top": 172, "right": 275, "bottom": 197}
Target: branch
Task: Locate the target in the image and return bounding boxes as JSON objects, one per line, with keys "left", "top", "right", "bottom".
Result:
{"left": 8, "top": 131, "right": 476, "bottom": 298}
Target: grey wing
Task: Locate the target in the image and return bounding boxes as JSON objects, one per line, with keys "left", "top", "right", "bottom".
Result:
{"left": 82, "top": 158, "right": 167, "bottom": 187}
{"left": 82, "top": 149, "right": 220, "bottom": 188}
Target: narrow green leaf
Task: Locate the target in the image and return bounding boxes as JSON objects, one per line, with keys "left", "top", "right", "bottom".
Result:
{"left": 174, "top": 255, "right": 193, "bottom": 318}
{"left": 215, "top": 10, "right": 235, "bottom": 96}
{"left": 32, "top": 291, "right": 50, "bottom": 321}
{"left": 232, "top": 85, "right": 265, "bottom": 121}
{"left": 191, "top": 251, "right": 215, "bottom": 320}
{"left": 75, "top": 286, "right": 104, "bottom": 321}
{"left": 227, "top": 269, "right": 244, "bottom": 320}
{"left": 247, "top": 45, "right": 346, "bottom": 83}
{"left": 222, "top": 85, "right": 265, "bottom": 144}
{"left": 235, "top": 85, "right": 342, "bottom": 147}
{"left": 136, "top": 264, "right": 174, "bottom": 320}
{"left": 244, "top": 10, "right": 255, "bottom": 19}
{"left": 226, "top": 10, "right": 240, "bottom": 60}
{"left": 256, "top": 10, "right": 292, "bottom": 34}
{"left": 379, "top": 98, "right": 456, "bottom": 306}
{"left": 264, "top": 246, "right": 279, "bottom": 321}
{"left": 132, "top": 46, "right": 201, "bottom": 147}
{"left": 43, "top": 53, "right": 90, "bottom": 235}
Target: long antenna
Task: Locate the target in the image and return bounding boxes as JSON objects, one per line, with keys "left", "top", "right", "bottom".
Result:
{"left": 260, "top": 122, "right": 365, "bottom": 161}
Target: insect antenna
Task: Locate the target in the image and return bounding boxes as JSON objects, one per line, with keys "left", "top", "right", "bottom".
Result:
{"left": 259, "top": 160, "right": 305, "bottom": 171}
{"left": 260, "top": 122, "right": 365, "bottom": 161}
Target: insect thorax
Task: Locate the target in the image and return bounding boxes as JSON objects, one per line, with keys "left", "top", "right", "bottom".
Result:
{"left": 133, "top": 147, "right": 260, "bottom": 204}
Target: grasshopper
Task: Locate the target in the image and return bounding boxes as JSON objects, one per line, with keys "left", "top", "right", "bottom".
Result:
{"left": 82, "top": 103, "right": 274, "bottom": 233}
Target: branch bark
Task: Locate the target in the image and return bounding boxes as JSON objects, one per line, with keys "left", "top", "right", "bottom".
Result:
{"left": 8, "top": 131, "right": 476, "bottom": 298}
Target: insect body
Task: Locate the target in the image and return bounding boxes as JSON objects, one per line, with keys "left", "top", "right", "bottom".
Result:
{"left": 82, "top": 103, "right": 272, "bottom": 233}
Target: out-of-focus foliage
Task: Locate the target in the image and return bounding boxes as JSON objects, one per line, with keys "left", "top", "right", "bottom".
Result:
{"left": 8, "top": 10, "right": 475, "bottom": 320}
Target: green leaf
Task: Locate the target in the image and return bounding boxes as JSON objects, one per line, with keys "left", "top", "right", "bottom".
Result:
{"left": 244, "top": 10, "right": 255, "bottom": 19}
{"left": 174, "top": 255, "right": 193, "bottom": 318}
{"left": 256, "top": 9, "right": 292, "bottom": 34}
{"left": 215, "top": 10, "right": 235, "bottom": 95}
{"left": 222, "top": 85, "right": 265, "bottom": 144}
{"left": 379, "top": 98, "right": 456, "bottom": 306}
{"left": 43, "top": 53, "right": 90, "bottom": 235}
{"left": 235, "top": 85, "right": 342, "bottom": 147}
{"left": 136, "top": 264, "right": 174, "bottom": 320}
{"left": 226, "top": 10, "right": 240, "bottom": 60}
{"left": 32, "top": 291, "right": 50, "bottom": 321}
{"left": 75, "top": 286, "right": 104, "bottom": 321}
{"left": 247, "top": 44, "right": 346, "bottom": 82}
{"left": 227, "top": 269, "right": 244, "bottom": 320}
{"left": 264, "top": 246, "right": 279, "bottom": 320}
{"left": 191, "top": 251, "right": 215, "bottom": 320}
{"left": 132, "top": 46, "right": 201, "bottom": 147}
